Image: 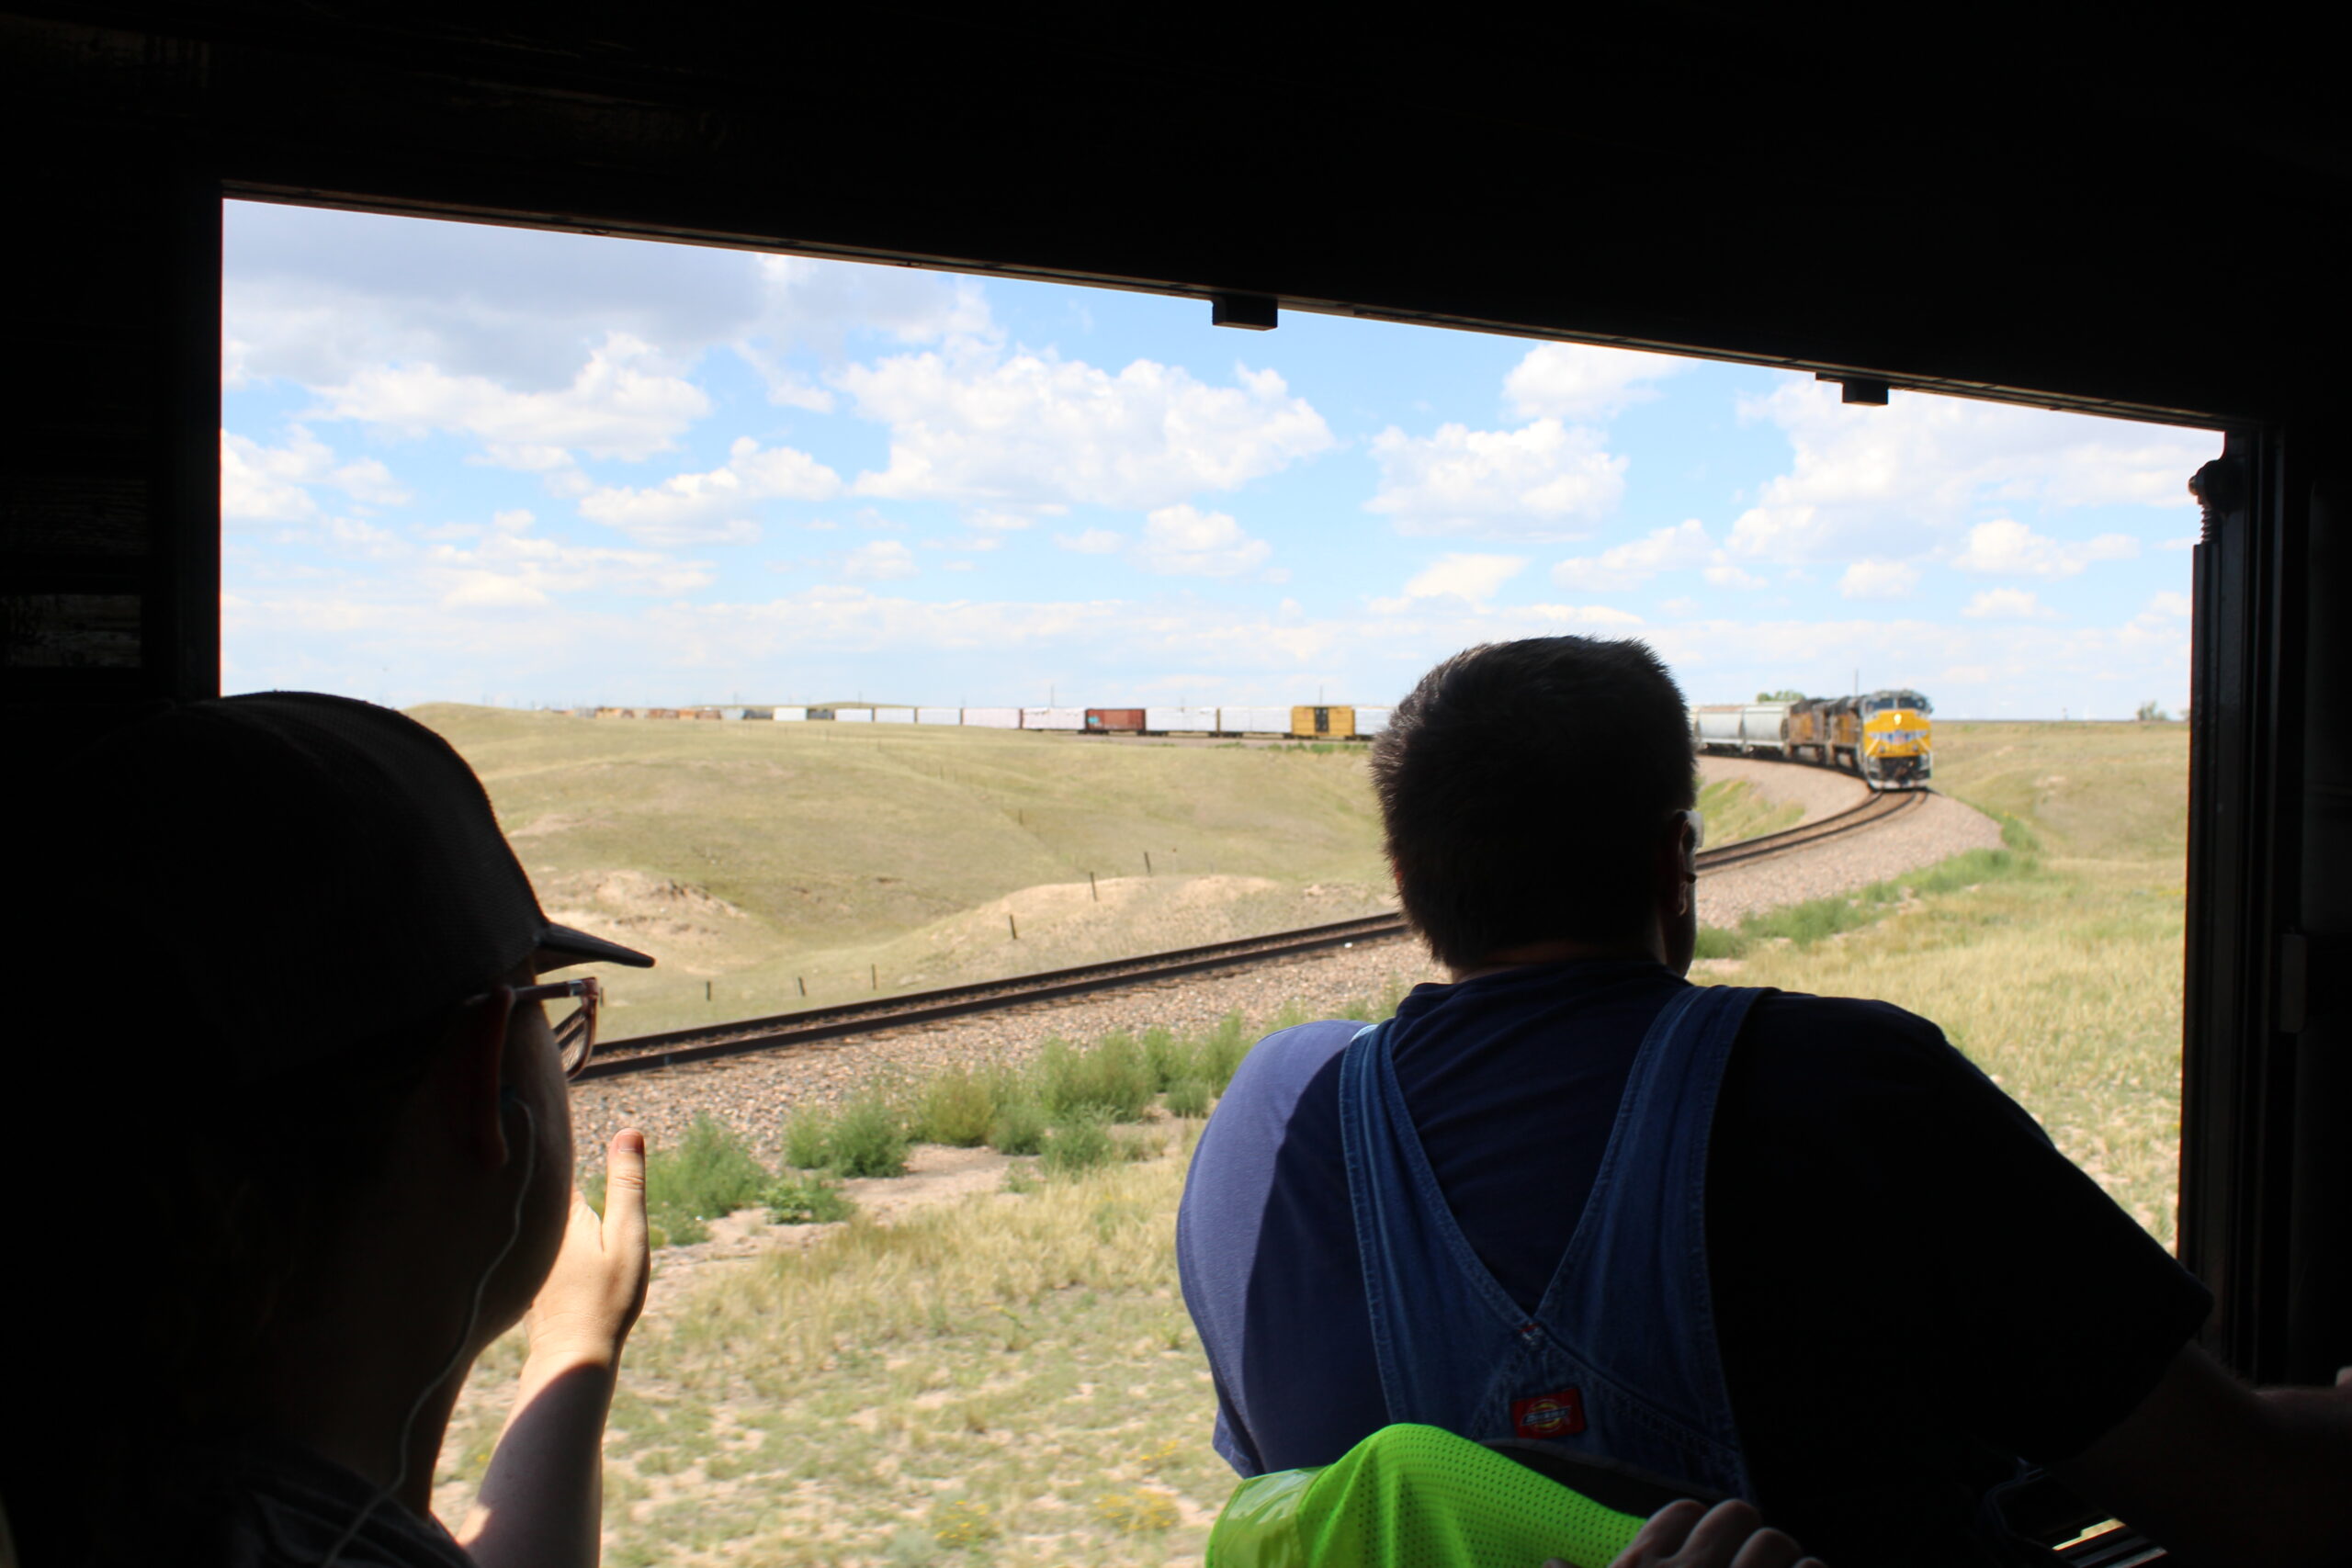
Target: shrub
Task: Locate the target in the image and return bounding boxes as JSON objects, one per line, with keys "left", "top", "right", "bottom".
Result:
{"left": 1036, "top": 1033, "right": 1155, "bottom": 1122}
{"left": 765, "top": 1171, "right": 854, "bottom": 1225}
{"left": 782, "top": 1106, "right": 834, "bottom": 1170}
{"left": 915, "top": 1065, "right": 1001, "bottom": 1147}
{"left": 1198, "top": 1011, "right": 1252, "bottom": 1093}
{"left": 1140, "top": 1025, "right": 1195, "bottom": 1090}
{"left": 1040, "top": 1111, "right": 1115, "bottom": 1177}
{"left": 1162, "top": 1077, "right": 1212, "bottom": 1119}
{"left": 988, "top": 1100, "right": 1048, "bottom": 1156}
{"left": 829, "top": 1095, "right": 910, "bottom": 1178}
{"left": 647, "top": 1115, "right": 772, "bottom": 1237}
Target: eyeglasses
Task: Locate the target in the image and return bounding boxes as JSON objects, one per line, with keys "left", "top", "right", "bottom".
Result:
{"left": 510, "top": 976, "right": 604, "bottom": 1079}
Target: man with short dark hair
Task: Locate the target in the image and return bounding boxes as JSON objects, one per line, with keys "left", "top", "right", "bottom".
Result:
{"left": 1, "top": 694, "right": 660, "bottom": 1568}
{"left": 1177, "top": 636, "right": 2352, "bottom": 1564}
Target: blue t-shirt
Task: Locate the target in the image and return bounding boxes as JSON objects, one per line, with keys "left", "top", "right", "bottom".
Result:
{"left": 1176, "top": 960, "right": 2211, "bottom": 1565}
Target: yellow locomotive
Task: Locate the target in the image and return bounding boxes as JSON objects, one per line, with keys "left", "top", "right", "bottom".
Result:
{"left": 1693, "top": 688, "right": 1933, "bottom": 791}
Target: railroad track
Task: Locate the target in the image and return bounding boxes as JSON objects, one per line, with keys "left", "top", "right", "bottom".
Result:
{"left": 580, "top": 785, "right": 1927, "bottom": 1083}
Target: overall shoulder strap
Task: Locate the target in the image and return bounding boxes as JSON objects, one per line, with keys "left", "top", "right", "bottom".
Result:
{"left": 1539, "top": 986, "right": 1766, "bottom": 1487}
{"left": 1340, "top": 1018, "right": 1532, "bottom": 1427}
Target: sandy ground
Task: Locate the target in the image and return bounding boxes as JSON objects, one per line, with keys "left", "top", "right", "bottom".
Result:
{"left": 1697, "top": 753, "right": 1867, "bottom": 825}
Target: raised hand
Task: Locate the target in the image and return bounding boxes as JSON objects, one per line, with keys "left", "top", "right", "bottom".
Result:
{"left": 526, "top": 1128, "right": 651, "bottom": 1368}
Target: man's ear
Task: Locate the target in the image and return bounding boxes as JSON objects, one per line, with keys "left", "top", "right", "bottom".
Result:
{"left": 450, "top": 986, "right": 515, "bottom": 1172}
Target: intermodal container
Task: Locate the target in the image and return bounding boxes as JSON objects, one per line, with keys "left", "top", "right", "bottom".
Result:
{"left": 1146, "top": 705, "right": 1218, "bottom": 733}
{"left": 875, "top": 707, "right": 914, "bottom": 724}
{"left": 1022, "top": 706, "right": 1086, "bottom": 730}
{"left": 962, "top": 706, "right": 1021, "bottom": 729}
{"left": 1086, "top": 708, "right": 1146, "bottom": 733}
{"left": 773, "top": 706, "right": 808, "bottom": 721}
{"left": 835, "top": 707, "right": 875, "bottom": 724}
{"left": 916, "top": 707, "right": 962, "bottom": 725}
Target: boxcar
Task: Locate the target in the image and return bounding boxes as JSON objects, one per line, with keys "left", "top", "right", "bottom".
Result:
{"left": 1355, "top": 706, "right": 1394, "bottom": 737}
{"left": 834, "top": 707, "right": 874, "bottom": 724}
{"left": 773, "top": 706, "right": 808, "bottom": 721}
{"left": 1145, "top": 705, "right": 1218, "bottom": 733}
{"left": 1220, "top": 705, "right": 1292, "bottom": 735}
{"left": 962, "top": 706, "right": 1021, "bottom": 729}
{"left": 1022, "top": 706, "right": 1086, "bottom": 730}
{"left": 1086, "top": 707, "right": 1146, "bottom": 733}
{"left": 916, "top": 707, "right": 961, "bottom": 725}
{"left": 1290, "top": 705, "right": 1355, "bottom": 739}
{"left": 875, "top": 707, "right": 914, "bottom": 723}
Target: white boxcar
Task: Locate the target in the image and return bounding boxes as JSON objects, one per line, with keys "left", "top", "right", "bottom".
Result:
{"left": 1220, "top": 705, "right": 1292, "bottom": 735}
{"left": 917, "top": 707, "right": 962, "bottom": 726}
{"left": 835, "top": 707, "right": 875, "bottom": 724}
{"left": 1356, "top": 705, "right": 1395, "bottom": 736}
{"left": 772, "top": 706, "right": 808, "bottom": 722}
{"left": 1146, "top": 705, "right": 1219, "bottom": 732}
{"left": 962, "top": 706, "right": 1021, "bottom": 729}
{"left": 875, "top": 707, "right": 914, "bottom": 724}
{"left": 1022, "top": 706, "right": 1085, "bottom": 730}
{"left": 719, "top": 707, "right": 747, "bottom": 720}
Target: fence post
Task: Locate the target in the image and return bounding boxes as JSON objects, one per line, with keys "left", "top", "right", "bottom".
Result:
{"left": 871, "top": 964, "right": 878, "bottom": 990}
{"left": 1009, "top": 912, "right": 1020, "bottom": 940}
{"left": 797, "top": 976, "right": 807, "bottom": 997}
{"left": 705, "top": 980, "right": 712, "bottom": 1002}
{"left": 1145, "top": 851, "right": 1153, "bottom": 876}
{"left": 1090, "top": 870, "right": 1098, "bottom": 901}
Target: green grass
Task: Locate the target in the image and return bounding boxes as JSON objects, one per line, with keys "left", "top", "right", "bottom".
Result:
{"left": 413, "top": 705, "right": 1395, "bottom": 1037}
{"left": 765, "top": 1171, "right": 855, "bottom": 1225}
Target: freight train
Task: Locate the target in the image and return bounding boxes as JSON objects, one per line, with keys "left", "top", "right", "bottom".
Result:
{"left": 589, "top": 704, "right": 1391, "bottom": 739}
{"left": 1690, "top": 689, "right": 1933, "bottom": 790}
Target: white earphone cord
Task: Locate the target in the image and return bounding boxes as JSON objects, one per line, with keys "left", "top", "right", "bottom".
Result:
{"left": 319, "top": 1096, "right": 537, "bottom": 1568}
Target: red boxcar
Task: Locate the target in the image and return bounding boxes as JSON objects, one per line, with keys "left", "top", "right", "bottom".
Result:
{"left": 1085, "top": 707, "right": 1147, "bottom": 733}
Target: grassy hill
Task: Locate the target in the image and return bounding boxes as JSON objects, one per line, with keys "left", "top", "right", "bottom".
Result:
{"left": 414, "top": 707, "right": 1396, "bottom": 1037}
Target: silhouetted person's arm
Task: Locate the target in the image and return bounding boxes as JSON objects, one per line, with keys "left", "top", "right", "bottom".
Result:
{"left": 2055, "top": 1345, "right": 2352, "bottom": 1565}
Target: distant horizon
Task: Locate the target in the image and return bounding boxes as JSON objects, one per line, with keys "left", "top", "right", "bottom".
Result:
{"left": 225, "top": 203, "right": 2214, "bottom": 720}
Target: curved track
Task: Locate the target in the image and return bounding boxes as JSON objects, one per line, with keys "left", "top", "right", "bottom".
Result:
{"left": 580, "top": 787, "right": 1927, "bottom": 1083}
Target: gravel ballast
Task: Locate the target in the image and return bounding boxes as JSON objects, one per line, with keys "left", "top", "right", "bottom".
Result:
{"left": 569, "top": 767, "right": 2002, "bottom": 1162}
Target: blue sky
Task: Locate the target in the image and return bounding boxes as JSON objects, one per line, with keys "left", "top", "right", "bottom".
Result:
{"left": 222, "top": 201, "right": 2218, "bottom": 716}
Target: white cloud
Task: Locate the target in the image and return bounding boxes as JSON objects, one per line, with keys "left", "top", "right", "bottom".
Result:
{"left": 1504, "top": 344, "right": 1690, "bottom": 422}
{"left": 1704, "top": 563, "right": 1768, "bottom": 591}
{"left": 1381, "top": 553, "right": 1528, "bottom": 610}
{"left": 575, "top": 435, "right": 842, "bottom": 546}
{"left": 966, "top": 509, "right": 1039, "bottom": 533}
{"left": 842, "top": 539, "right": 919, "bottom": 581}
{"left": 1551, "top": 520, "right": 1713, "bottom": 591}
{"left": 1838, "top": 560, "right": 1921, "bottom": 597}
{"left": 1135, "top": 506, "right": 1272, "bottom": 579}
{"left": 1367, "top": 420, "right": 1626, "bottom": 539}
{"left": 1726, "top": 375, "right": 2220, "bottom": 562}
{"left": 753, "top": 254, "right": 995, "bottom": 351}
{"left": 311, "top": 333, "right": 711, "bottom": 468}
{"left": 1962, "top": 588, "right": 2058, "bottom": 620}
{"left": 1056, "top": 529, "right": 1125, "bottom": 554}
{"left": 424, "top": 509, "right": 712, "bottom": 609}
{"left": 2145, "top": 590, "right": 2193, "bottom": 618}
{"left": 1951, "top": 518, "right": 2138, "bottom": 578}
{"left": 220, "top": 428, "right": 411, "bottom": 524}
{"left": 840, "top": 350, "right": 1334, "bottom": 508}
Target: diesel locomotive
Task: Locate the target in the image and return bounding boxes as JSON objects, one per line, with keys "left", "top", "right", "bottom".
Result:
{"left": 1690, "top": 689, "right": 1933, "bottom": 791}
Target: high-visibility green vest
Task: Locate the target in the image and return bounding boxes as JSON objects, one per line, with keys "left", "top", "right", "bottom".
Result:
{"left": 1206, "top": 1425, "right": 1647, "bottom": 1568}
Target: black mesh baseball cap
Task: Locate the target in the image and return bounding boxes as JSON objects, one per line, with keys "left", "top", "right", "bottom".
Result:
{"left": 54, "top": 692, "right": 652, "bottom": 1079}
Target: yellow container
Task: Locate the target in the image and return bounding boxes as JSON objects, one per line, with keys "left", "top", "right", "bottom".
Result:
{"left": 1290, "top": 705, "right": 1356, "bottom": 739}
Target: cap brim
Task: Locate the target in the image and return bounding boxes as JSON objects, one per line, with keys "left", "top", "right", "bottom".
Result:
{"left": 534, "top": 921, "right": 656, "bottom": 970}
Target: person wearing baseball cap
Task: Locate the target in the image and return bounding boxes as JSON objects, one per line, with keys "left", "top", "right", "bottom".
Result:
{"left": 1, "top": 693, "right": 660, "bottom": 1568}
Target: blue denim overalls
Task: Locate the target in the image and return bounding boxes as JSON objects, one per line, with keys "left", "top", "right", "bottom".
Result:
{"left": 1338, "top": 983, "right": 1764, "bottom": 1501}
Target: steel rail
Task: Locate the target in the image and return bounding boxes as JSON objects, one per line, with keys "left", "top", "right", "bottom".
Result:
{"left": 579, "top": 784, "right": 1930, "bottom": 1083}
